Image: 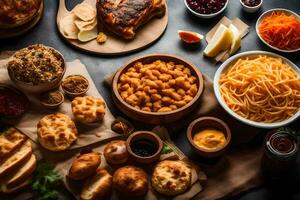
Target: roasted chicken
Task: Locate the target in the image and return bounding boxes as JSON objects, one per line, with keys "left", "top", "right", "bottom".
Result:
{"left": 96, "top": 0, "right": 166, "bottom": 39}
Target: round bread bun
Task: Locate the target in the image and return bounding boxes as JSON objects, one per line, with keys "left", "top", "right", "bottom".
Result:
{"left": 68, "top": 152, "right": 101, "bottom": 180}
{"left": 104, "top": 140, "right": 128, "bottom": 165}
{"left": 113, "top": 166, "right": 148, "bottom": 196}
{"left": 37, "top": 113, "right": 78, "bottom": 151}
{"left": 151, "top": 160, "right": 192, "bottom": 196}
{"left": 71, "top": 96, "right": 106, "bottom": 124}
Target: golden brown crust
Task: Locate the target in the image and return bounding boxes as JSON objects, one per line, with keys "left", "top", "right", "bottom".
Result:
{"left": 80, "top": 168, "right": 112, "bottom": 200}
{"left": 37, "top": 113, "right": 78, "bottom": 151}
{"left": 1, "top": 176, "right": 32, "bottom": 194}
{"left": 103, "top": 140, "right": 128, "bottom": 165}
{"left": 96, "top": 0, "right": 166, "bottom": 39}
{"left": 71, "top": 96, "right": 106, "bottom": 124}
{"left": 113, "top": 166, "right": 148, "bottom": 196}
{"left": 69, "top": 152, "right": 101, "bottom": 180}
{"left": 151, "top": 160, "right": 191, "bottom": 196}
{"left": 4, "top": 154, "right": 36, "bottom": 188}
{"left": 0, "top": 128, "right": 27, "bottom": 160}
{"left": 0, "top": 140, "right": 32, "bottom": 177}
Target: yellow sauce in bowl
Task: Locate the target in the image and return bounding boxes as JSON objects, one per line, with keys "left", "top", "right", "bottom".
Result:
{"left": 193, "top": 129, "right": 226, "bottom": 151}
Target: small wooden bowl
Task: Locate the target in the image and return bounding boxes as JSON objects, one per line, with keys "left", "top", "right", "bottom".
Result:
{"left": 126, "top": 131, "right": 163, "bottom": 164}
{"left": 7, "top": 47, "right": 66, "bottom": 93}
{"left": 61, "top": 75, "right": 89, "bottom": 98}
{"left": 40, "top": 90, "right": 64, "bottom": 109}
{"left": 187, "top": 117, "right": 231, "bottom": 158}
{"left": 112, "top": 54, "right": 204, "bottom": 124}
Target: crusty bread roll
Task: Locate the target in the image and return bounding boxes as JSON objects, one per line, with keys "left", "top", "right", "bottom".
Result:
{"left": 71, "top": 96, "right": 106, "bottom": 124}
{"left": 151, "top": 160, "right": 191, "bottom": 196}
{"left": 1, "top": 176, "right": 32, "bottom": 194}
{"left": 37, "top": 113, "right": 78, "bottom": 151}
{"left": 0, "top": 140, "right": 32, "bottom": 177}
{"left": 80, "top": 168, "right": 112, "bottom": 200}
{"left": 113, "top": 166, "right": 148, "bottom": 196}
{"left": 3, "top": 154, "right": 36, "bottom": 188}
{"left": 104, "top": 140, "right": 128, "bottom": 165}
{"left": 0, "top": 127, "right": 27, "bottom": 160}
{"left": 68, "top": 152, "right": 101, "bottom": 180}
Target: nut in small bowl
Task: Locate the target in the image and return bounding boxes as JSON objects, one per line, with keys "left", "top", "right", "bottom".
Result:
{"left": 187, "top": 117, "right": 231, "bottom": 158}
{"left": 61, "top": 75, "right": 89, "bottom": 98}
{"left": 126, "top": 131, "right": 163, "bottom": 164}
{"left": 40, "top": 90, "right": 64, "bottom": 109}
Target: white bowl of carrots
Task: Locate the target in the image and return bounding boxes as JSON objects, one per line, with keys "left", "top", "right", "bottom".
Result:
{"left": 256, "top": 8, "right": 300, "bottom": 53}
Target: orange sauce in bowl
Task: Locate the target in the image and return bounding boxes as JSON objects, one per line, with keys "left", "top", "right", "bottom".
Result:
{"left": 193, "top": 129, "right": 226, "bottom": 151}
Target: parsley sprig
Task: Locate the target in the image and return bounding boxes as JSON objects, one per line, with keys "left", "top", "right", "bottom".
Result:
{"left": 32, "top": 161, "right": 62, "bottom": 200}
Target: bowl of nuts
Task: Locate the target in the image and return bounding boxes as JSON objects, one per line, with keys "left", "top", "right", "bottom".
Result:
{"left": 112, "top": 54, "right": 204, "bottom": 124}
{"left": 7, "top": 44, "right": 66, "bottom": 93}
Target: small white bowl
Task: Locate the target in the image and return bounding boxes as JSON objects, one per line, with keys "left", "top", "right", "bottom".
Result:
{"left": 256, "top": 8, "right": 300, "bottom": 53}
{"left": 184, "top": 0, "right": 228, "bottom": 19}
{"left": 214, "top": 51, "right": 300, "bottom": 129}
{"left": 240, "top": 0, "right": 263, "bottom": 13}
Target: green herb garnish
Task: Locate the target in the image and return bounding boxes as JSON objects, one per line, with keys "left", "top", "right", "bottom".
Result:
{"left": 32, "top": 160, "right": 62, "bottom": 200}
{"left": 162, "top": 143, "right": 173, "bottom": 154}
{"left": 278, "top": 127, "right": 300, "bottom": 140}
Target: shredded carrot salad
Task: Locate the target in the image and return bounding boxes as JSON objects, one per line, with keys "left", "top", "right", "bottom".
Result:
{"left": 259, "top": 11, "right": 300, "bottom": 51}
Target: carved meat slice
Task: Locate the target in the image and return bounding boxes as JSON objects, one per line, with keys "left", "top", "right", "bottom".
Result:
{"left": 97, "top": 0, "right": 166, "bottom": 39}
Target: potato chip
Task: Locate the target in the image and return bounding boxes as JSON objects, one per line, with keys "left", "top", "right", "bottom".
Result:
{"left": 60, "top": 13, "right": 79, "bottom": 39}
{"left": 74, "top": 17, "right": 97, "bottom": 31}
{"left": 73, "top": 3, "right": 96, "bottom": 22}
{"left": 78, "top": 26, "right": 98, "bottom": 42}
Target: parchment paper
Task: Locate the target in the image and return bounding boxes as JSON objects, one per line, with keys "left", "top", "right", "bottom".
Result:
{"left": 0, "top": 51, "right": 121, "bottom": 150}
{"left": 55, "top": 127, "right": 206, "bottom": 200}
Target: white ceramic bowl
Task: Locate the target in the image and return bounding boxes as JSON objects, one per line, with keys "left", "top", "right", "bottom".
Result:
{"left": 214, "top": 51, "right": 300, "bottom": 129}
{"left": 184, "top": 0, "right": 228, "bottom": 19}
{"left": 240, "top": 0, "right": 263, "bottom": 13}
{"left": 256, "top": 8, "right": 300, "bottom": 53}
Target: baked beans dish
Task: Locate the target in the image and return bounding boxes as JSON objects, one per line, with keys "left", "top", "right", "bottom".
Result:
{"left": 117, "top": 60, "right": 198, "bottom": 112}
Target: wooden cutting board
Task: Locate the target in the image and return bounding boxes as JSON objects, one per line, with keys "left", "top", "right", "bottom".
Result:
{"left": 0, "top": 1, "right": 44, "bottom": 39}
{"left": 57, "top": 0, "right": 169, "bottom": 55}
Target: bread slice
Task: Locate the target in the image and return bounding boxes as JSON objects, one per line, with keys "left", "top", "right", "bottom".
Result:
{"left": 0, "top": 128, "right": 27, "bottom": 160}
{"left": 1, "top": 176, "right": 32, "bottom": 194}
{"left": 3, "top": 154, "right": 36, "bottom": 188}
{"left": 0, "top": 140, "right": 32, "bottom": 177}
{"left": 80, "top": 168, "right": 112, "bottom": 200}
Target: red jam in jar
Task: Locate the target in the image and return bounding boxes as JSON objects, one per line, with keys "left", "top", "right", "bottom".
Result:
{"left": 262, "top": 131, "right": 298, "bottom": 178}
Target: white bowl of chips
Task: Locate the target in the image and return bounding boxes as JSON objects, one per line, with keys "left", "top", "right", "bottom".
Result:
{"left": 214, "top": 51, "right": 300, "bottom": 129}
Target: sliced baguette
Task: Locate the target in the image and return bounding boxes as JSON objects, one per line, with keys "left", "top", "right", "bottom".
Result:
{"left": 1, "top": 176, "right": 32, "bottom": 194}
{"left": 3, "top": 154, "right": 36, "bottom": 188}
{"left": 0, "top": 140, "right": 32, "bottom": 177}
{"left": 0, "top": 128, "right": 27, "bottom": 160}
{"left": 80, "top": 168, "right": 112, "bottom": 200}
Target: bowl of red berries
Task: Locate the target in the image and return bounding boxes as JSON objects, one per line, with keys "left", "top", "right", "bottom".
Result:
{"left": 184, "top": 0, "right": 228, "bottom": 19}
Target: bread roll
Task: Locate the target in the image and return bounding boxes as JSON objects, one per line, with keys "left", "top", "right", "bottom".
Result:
{"left": 80, "top": 168, "right": 112, "bottom": 200}
{"left": 69, "top": 152, "right": 101, "bottom": 180}
{"left": 104, "top": 140, "right": 128, "bottom": 165}
{"left": 113, "top": 166, "right": 148, "bottom": 196}
{"left": 151, "top": 160, "right": 192, "bottom": 196}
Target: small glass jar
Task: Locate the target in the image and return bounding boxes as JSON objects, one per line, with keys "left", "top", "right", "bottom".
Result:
{"left": 262, "top": 130, "right": 298, "bottom": 178}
